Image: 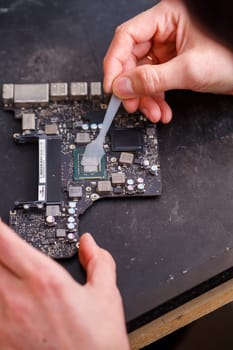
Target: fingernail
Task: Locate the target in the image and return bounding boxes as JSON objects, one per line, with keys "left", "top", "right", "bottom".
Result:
{"left": 82, "top": 233, "right": 96, "bottom": 246}
{"left": 162, "top": 112, "right": 172, "bottom": 124}
{"left": 114, "top": 77, "right": 134, "bottom": 97}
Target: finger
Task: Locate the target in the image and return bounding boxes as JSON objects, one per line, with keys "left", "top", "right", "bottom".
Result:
{"left": 138, "top": 54, "right": 159, "bottom": 66}
{"left": 103, "top": 3, "right": 165, "bottom": 92}
{"left": 154, "top": 97, "right": 173, "bottom": 124}
{"left": 112, "top": 55, "right": 191, "bottom": 97}
{"left": 0, "top": 221, "right": 56, "bottom": 278}
{"left": 122, "top": 98, "right": 139, "bottom": 113}
{"left": 79, "top": 233, "right": 116, "bottom": 289}
{"left": 140, "top": 95, "right": 172, "bottom": 123}
{"left": 132, "top": 41, "right": 152, "bottom": 60}
{"left": 139, "top": 96, "right": 162, "bottom": 123}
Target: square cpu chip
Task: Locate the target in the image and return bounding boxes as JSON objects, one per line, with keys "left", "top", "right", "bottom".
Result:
{"left": 73, "top": 148, "right": 106, "bottom": 180}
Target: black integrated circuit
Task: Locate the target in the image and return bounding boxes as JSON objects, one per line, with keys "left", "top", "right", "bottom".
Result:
{"left": 110, "top": 128, "right": 144, "bottom": 152}
{"left": 3, "top": 82, "right": 162, "bottom": 259}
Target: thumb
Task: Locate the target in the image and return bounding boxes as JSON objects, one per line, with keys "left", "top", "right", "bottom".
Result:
{"left": 113, "top": 55, "right": 190, "bottom": 98}
{"left": 79, "top": 233, "right": 116, "bottom": 289}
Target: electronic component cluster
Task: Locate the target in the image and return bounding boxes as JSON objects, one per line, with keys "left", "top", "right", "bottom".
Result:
{"left": 2, "top": 82, "right": 162, "bottom": 258}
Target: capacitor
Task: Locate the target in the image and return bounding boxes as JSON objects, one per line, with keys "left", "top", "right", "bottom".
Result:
{"left": 46, "top": 216, "right": 56, "bottom": 226}
{"left": 82, "top": 123, "right": 89, "bottom": 131}
{"left": 90, "top": 123, "right": 97, "bottom": 131}
{"left": 127, "top": 185, "right": 135, "bottom": 194}
{"left": 67, "top": 216, "right": 75, "bottom": 224}
{"left": 143, "top": 159, "right": 150, "bottom": 168}
{"left": 67, "top": 232, "right": 76, "bottom": 241}
{"left": 150, "top": 164, "right": 158, "bottom": 175}
{"left": 67, "top": 223, "right": 75, "bottom": 231}
{"left": 68, "top": 201, "right": 76, "bottom": 208}
{"left": 137, "top": 177, "right": 144, "bottom": 184}
{"left": 67, "top": 208, "right": 76, "bottom": 215}
{"left": 127, "top": 178, "right": 135, "bottom": 186}
{"left": 137, "top": 183, "right": 145, "bottom": 193}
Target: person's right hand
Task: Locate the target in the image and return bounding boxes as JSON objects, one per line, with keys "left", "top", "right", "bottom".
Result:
{"left": 104, "top": 0, "right": 233, "bottom": 124}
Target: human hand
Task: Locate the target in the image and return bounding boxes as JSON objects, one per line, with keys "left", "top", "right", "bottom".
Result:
{"left": 104, "top": 0, "right": 233, "bottom": 123}
{"left": 0, "top": 221, "right": 129, "bottom": 350}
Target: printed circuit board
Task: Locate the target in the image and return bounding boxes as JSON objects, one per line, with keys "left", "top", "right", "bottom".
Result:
{"left": 2, "top": 82, "right": 162, "bottom": 258}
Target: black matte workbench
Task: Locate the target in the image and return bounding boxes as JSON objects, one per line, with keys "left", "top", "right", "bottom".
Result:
{"left": 0, "top": 1, "right": 233, "bottom": 347}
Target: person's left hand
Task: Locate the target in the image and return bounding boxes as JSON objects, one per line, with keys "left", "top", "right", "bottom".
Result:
{"left": 0, "top": 220, "right": 130, "bottom": 350}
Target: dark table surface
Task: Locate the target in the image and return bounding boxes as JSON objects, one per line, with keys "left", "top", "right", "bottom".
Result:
{"left": 0, "top": 0, "right": 233, "bottom": 332}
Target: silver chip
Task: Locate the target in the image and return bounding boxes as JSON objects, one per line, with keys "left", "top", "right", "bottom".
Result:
{"left": 75, "top": 133, "right": 91, "bottom": 144}
{"left": 22, "top": 113, "right": 36, "bottom": 130}
{"left": 97, "top": 181, "right": 113, "bottom": 193}
{"left": 45, "top": 124, "right": 58, "bottom": 135}
{"left": 50, "top": 83, "right": 68, "bottom": 101}
{"left": 46, "top": 205, "right": 60, "bottom": 217}
{"left": 56, "top": 229, "right": 66, "bottom": 238}
{"left": 2, "top": 84, "right": 14, "bottom": 103}
{"left": 69, "top": 186, "right": 83, "bottom": 198}
{"left": 111, "top": 172, "right": 126, "bottom": 185}
{"left": 90, "top": 82, "right": 102, "bottom": 96}
{"left": 70, "top": 82, "right": 88, "bottom": 99}
{"left": 14, "top": 84, "right": 49, "bottom": 106}
{"left": 119, "top": 152, "right": 134, "bottom": 165}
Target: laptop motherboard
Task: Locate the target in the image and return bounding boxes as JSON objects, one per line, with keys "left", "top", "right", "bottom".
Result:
{"left": 2, "top": 82, "right": 162, "bottom": 258}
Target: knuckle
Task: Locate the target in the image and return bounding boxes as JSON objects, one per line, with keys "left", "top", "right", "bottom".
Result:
{"left": 184, "top": 61, "right": 198, "bottom": 84}
{"left": 115, "top": 23, "right": 125, "bottom": 34}
{"left": 136, "top": 65, "right": 159, "bottom": 95}
{"left": 182, "top": 54, "right": 204, "bottom": 90}
{"left": 46, "top": 272, "right": 64, "bottom": 289}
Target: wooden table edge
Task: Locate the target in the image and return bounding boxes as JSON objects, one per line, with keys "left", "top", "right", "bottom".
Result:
{"left": 129, "top": 277, "right": 233, "bottom": 349}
